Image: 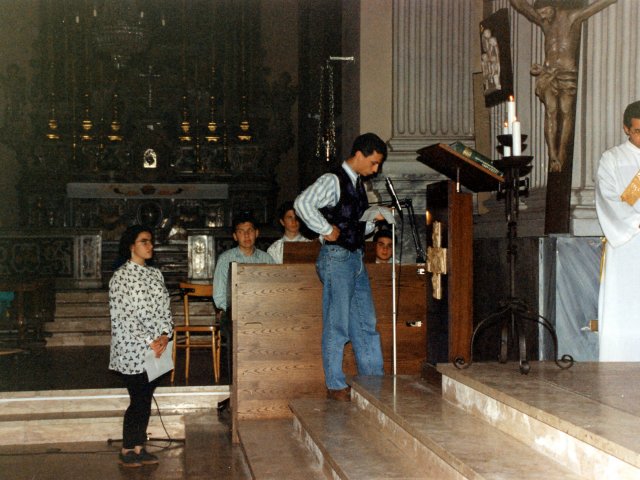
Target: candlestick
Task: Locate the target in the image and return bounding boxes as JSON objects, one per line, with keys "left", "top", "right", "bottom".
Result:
{"left": 502, "top": 121, "right": 511, "bottom": 156}
{"left": 507, "top": 95, "right": 516, "bottom": 133}
{"left": 512, "top": 120, "right": 522, "bottom": 156}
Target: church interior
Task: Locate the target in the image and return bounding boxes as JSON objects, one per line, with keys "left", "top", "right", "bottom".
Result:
{"left": 1, "top": 0, "right": 640, "bottom": 478}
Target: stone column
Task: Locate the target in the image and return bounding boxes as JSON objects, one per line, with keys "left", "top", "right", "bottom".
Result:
{"left": 375, "top": 0, "right": 479, "bottom": 214}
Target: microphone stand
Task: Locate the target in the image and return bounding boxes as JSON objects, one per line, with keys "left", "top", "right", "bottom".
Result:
{"left": 391, "top": 212, "right": 397, "bottom": 376}
{"left": 399, "top": 198, "right": 426, "bottom": 264}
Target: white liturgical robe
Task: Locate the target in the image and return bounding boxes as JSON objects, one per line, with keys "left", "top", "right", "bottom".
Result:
{"left": 595, "top": 140, "right": 640, "bottom": 361}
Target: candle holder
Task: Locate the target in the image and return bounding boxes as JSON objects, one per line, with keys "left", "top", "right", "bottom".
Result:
{"left": 496, "top": 134, "right": 527, "bottom": 147}
{"left": 454, "top": 136, "right": 574, "bottom": 374}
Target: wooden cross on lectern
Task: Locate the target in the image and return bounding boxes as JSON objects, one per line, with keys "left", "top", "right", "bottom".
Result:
{"left": 426, "top": 220, "right": 447, "bottom": 299}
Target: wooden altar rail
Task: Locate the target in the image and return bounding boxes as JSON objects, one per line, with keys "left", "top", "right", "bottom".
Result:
{"left": 231, "top": 263, "right": 427, "bottom": 440}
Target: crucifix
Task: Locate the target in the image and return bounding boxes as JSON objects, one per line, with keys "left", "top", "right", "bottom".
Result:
{"left": 426, "top": 221, "right": 447, "bottom": 300}
{"left": 139, "top": 65, "right": 161, "bottom": 111}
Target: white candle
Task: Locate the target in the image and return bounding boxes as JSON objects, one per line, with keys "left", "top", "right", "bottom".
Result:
{"left": 512, "top": 120, "right": 522, "bottom": 156}
{"left": 507, "top": 95, "right": 516, "bottom": 133}
{"left": 502, "top": 121, "right": 511, "bottom": 157}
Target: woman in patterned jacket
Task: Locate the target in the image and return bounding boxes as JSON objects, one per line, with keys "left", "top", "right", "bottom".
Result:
{"left": 109, "top": 225, "right": 173, "bottom": 468}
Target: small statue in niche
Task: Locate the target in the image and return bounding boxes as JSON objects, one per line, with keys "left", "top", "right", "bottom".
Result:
{"left": 509, "top": 0, "right": 616, "bottom": 172}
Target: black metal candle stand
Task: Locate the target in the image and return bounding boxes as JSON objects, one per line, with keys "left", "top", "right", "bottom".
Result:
{"left": 454, "top": 136, "right": 574, "bottom": 374}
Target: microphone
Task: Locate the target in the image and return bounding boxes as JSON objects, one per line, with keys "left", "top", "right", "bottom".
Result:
{"left": 385, "top": 176, "right": 404, "bottom": 220}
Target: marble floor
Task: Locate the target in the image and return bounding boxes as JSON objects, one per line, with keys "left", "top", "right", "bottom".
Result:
{"left": 3, "top": 346, "right": 640, "bottom": 479}
{"left": 0, "top": 410, "right": 251, "bottom": 480}
{"left": 0, "top": 346, "right": 245, "bottom": 479}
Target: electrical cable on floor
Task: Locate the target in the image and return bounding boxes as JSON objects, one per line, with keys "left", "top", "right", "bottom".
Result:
{"left": 0, "top": 393, "right": 186, "bottom": 457}
{"left": 106, "top": 393, "right": 185, "bottom": 450}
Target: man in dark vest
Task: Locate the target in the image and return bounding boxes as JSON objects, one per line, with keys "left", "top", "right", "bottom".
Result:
{"left": 294, "top": 133, "right": 387, "bottom": 401}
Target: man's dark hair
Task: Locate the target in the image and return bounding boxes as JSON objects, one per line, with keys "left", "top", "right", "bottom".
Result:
{"left": 373, "top": 228, "right": 393, "bottom": 243}
{"left": 115, "top": 224, "right": 154, "bottom": 268}
{"left": 232, "top": 210, "right": 258, "bottom": 231}
{"left": 276, "top": 201, "right": 295, "bottom": 221}
{"left": 624, "top": 101, "right": 640, "bottom": 128}
{"left": 350, "top": 133, "right": 388, "bottom": 161}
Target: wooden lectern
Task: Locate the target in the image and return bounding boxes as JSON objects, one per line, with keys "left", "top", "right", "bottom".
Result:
{"left": 417, "top": 143, "right": 503, "bottom": 364}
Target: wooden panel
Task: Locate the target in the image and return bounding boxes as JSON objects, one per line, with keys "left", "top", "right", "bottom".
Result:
{"left": 283, "top": 240, "right": 377, "bottom": 263}
{"left": 231, "top": 263, "right": 426, "bottom": 440}
{"left": 448, "top": 182, "right": 474, "bottom": 362}
{"left": 426, "top": 180, "right": 473, "bottom": 364}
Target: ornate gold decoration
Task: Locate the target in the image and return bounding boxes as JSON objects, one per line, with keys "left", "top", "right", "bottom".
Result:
{"left": 205, "top": 94, "right": 220, "bottom": 143}
{"left": 45, "top": 93, "right": 60, "bottom": 141}
{"left": 426, "top": 220, "right": 447, "bottom": 300}
{"left": 107, "top": 94, "right": 123, "bottom": 142}
{"left": 237, "top": 96, "right": 252, "bottom": 142}
{"left": 80, "top": 93, "right": 93, "bottom": 141}
{"left": 178, "top": 94, "right": 192, "bottom": 143}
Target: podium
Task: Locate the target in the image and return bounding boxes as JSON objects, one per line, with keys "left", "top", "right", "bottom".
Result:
{"left": 417, "top": 143, "right": 503, "bottom": 364}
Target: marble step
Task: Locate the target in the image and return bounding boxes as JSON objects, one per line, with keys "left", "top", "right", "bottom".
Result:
{"left": 2, "top": 412, "right": 184, "bottom": 445}
{"left": 48, "top": 289, "right": 216, "bottom": 345}
{"left": 45, "top": 333, "right": 111, "bottom": 346}
{"left": 339, "top": 375, "right": 583, "bottom": 480}
{"left": 237, "top": 418, "right": 326, "bottom": 480}
{"left": 290, "top": 397, "right": 434, "bottom": 479}
{"left": 0, "top": 386, "right": 229, "bottom": 445}
{"left": 438, "top": 363, "right": 640, "bottom": 480}
{"left": 54, "top": 300, "right": 213, "bottom": 318}
{"left": 52, "top": 304, "right": 110, "bottom": 318}
{"left": 55, "top": 290, "right": 109, "bottom": 303}
{"left": 44, "top": 318, "right": 111, "bottom": 333}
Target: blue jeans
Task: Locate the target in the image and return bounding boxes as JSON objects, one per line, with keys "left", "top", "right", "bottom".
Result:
{"left": 316, "top": 244, "right": 384, "bottom": 390}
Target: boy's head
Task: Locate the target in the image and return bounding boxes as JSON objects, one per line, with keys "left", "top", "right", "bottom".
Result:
{"left": 373, "top": 229, "right": 394, "bottom": 262}
{"left": 232, "top": 211, "right": 259, "bottom": 251}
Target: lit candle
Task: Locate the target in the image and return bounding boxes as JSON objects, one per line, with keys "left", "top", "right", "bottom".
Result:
{"left": 502, "top": 121, "right": 511, "bottom": 157}
{"left": 512, "top": 120, "right": 522, "bottom": 156}
{"left": 507, "top": 95, "right": 516, "bottom": 132}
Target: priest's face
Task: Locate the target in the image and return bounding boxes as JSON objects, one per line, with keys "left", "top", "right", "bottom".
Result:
{"left": 624, "top": 118, "right": 640, "bottom": 149}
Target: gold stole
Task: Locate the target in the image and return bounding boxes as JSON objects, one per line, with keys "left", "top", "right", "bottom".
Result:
{"left": 620, "top": 169, "right": 640, "bottom": 205}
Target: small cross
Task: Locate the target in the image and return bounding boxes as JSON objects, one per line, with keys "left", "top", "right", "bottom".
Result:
{"left": 139, "top": 65, "right": 161, "bottom": 110}
{"left": 426, "top": 221, "right": 447, "bottom": 300}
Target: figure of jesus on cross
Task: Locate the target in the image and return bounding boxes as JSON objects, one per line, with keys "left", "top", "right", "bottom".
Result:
{"left": 509, "top": 0, "right": 616, "bottom": 172}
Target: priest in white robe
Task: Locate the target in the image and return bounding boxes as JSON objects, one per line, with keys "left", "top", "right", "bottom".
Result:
{"left": 595, "top": 100, "right": 640, "bottom": 361}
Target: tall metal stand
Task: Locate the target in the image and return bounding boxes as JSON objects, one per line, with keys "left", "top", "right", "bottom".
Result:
{"left": 454, "top": 151, "right": 574, "bottom": 374}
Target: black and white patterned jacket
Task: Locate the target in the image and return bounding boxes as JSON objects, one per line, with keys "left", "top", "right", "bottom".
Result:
{"left": 108, "top": 261, "right": 173, "bottom": 374}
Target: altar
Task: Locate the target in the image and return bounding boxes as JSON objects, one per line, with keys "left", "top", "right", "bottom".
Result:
{"left": 66, "top": 182, "right": 229, "bottom": 241}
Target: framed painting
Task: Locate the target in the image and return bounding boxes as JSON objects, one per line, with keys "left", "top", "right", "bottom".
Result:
{"left": 480, "top": 8, "right": 514, "bottom": 107}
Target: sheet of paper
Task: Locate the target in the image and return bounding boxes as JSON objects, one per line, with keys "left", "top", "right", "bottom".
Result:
{"left": 145, "top": 340, "right": 174, "bottom": 382}
{"left": 359, "top": 206, "right": 396, "bottom": 224}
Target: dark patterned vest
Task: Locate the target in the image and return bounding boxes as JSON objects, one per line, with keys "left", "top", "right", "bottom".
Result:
{"left": 320, "top": 166, "right": 368, "bottom": 251}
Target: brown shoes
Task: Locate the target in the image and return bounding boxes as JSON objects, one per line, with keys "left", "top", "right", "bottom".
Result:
{"left": 327, "top": 386, "right": 351, "bottom": 402}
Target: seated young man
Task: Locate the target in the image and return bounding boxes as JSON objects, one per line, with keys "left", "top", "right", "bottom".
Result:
{"left": 213, "top": 211, "right": 274, "bottom": 314}
{"left": 373, "top": 228, "right": 395, "bottom": 263}
{"left": 267, "top": 200, "right": 313, "bottom": 264}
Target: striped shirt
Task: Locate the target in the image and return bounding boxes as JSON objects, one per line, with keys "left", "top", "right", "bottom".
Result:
{"left": 294, "top": 162, "right": 375, "bottom": 238}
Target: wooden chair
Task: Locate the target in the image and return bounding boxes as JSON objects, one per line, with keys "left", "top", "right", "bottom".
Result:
{"left": 171, "top": 282, "right": 221, "bottom": 384}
